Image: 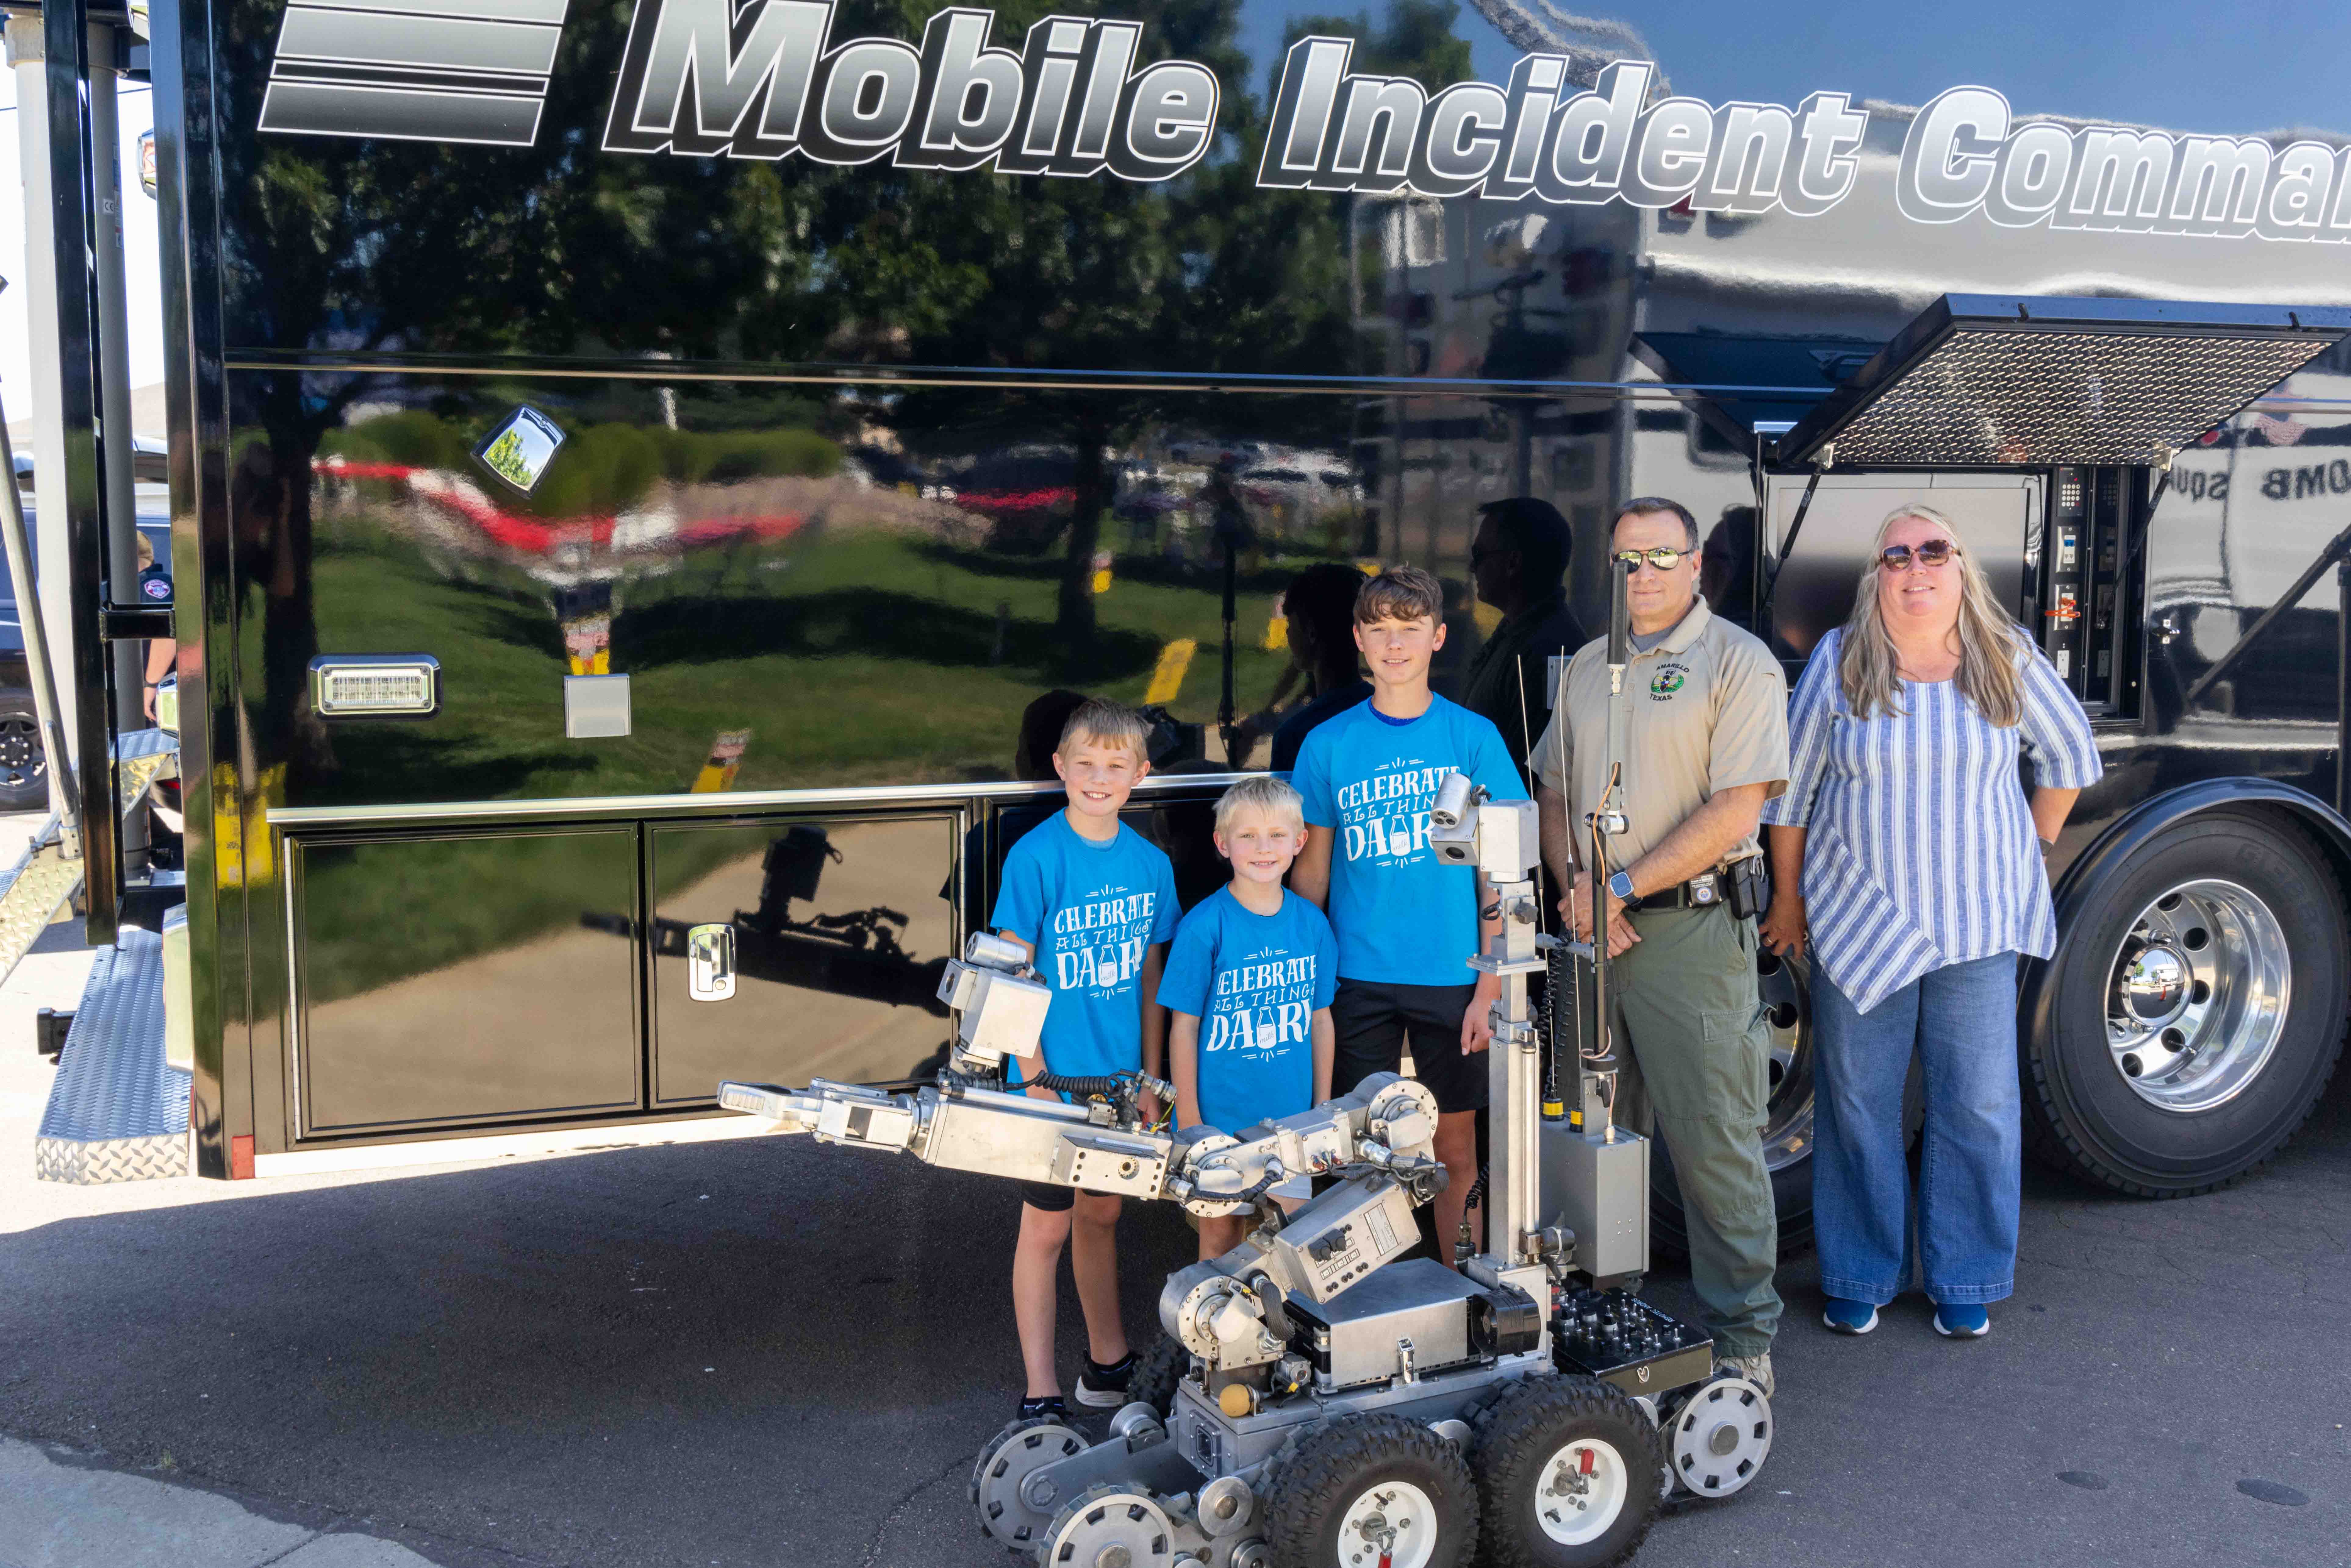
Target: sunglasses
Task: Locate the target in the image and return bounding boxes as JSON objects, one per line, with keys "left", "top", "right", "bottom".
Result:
{"left": 1880, "top": 539, "right": 1960, "bottom": 570}
{"left": 1611, "top": 547, "right": 1690, "bottom": 572}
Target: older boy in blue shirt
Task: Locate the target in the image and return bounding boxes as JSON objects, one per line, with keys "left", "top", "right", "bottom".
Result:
{"left": 991, "top": 699, "right": 1178, "bottom": 1421}
{"left": 1159, "top": 775, "right": 1337, "bottom": 1259}
{"left": 1292, "top": 565, "right": 1527, "bottom": 1261}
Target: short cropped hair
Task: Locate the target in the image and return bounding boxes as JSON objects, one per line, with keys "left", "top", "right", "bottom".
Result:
{"left": 1615, "top": 496, "right": 1699, "bottom": 551}
{"left": 1214, "top": 775, "right": 1304, "bottom": 837}
{"left": 1057, "top": 697, "right": 1152, "bottom": 763}
{"left": 1477, "top": 497, "right": 1572, "bottom": 589}
{"left": 1355, "top": 564, "right": 1444, "bottom": 625}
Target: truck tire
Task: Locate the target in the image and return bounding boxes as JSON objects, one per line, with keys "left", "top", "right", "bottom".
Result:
{"left": 0, "top": 690, "right": 46, "bottom": 812}
{"left": 1263, "top": 1413, "right": 1477, "bottom": 1568}
{"left": 1470, "top": 1376, "right": 1660, "bottom": 1568}
{"left": 1651, "top": 946, "right": 1816, "bottom": 1260}
{"left": 2027, "top": 810, "right": 2349, "bottom": 1196}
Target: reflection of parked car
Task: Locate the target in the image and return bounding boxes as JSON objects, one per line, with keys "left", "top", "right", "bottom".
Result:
{"left": 0, "top": 497, "right": 172, "bottom": 810}
{"left": 951, "top": 446, "right": 1082, "bottom": 553}
{"left": 1234, "top": 455, "right": 1364, "bottom": 542}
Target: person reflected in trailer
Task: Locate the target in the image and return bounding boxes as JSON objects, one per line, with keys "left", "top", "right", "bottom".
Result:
{"left": 1532, "top": 497, "right": 1790, "bottom": 1397}
{"left": 1701, "top": 506, "right": 1761, "bottom": 632}
{"left": 1266, "top": 563, "right": 1373, "bottom": 773}
{"left": 1461, "top": 496, "right": 1589, "bottom": 769}
{"left": 137, "top": 532, "right": 175, "bottom": 721}
{"left": 1761, "top": 505, "right": 2099, "bottom": 1343}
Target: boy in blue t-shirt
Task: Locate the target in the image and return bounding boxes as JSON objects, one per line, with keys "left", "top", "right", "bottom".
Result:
{"left": 1158, "top": 775, "right": 1337, "bottom": 1260}
{"left": 1292, "top": 565, "right": 1527, "bottom": 1262}
{"left": 990, "top": 699, "right": 1178, "bottom": 1422}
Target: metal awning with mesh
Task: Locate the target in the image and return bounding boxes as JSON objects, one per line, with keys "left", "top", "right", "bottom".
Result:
{"left": 1774, "top": 295, "right": 2351, "bottom": 468}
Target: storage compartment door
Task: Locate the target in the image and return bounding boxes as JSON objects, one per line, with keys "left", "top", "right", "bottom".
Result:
{"left": 1766, "top": 473, "right": 2035, "bottom": 659}
{"left": 649, "top": 814, "right": 957, "bottom": 1104}
{"left": 290, "top": 826, "right": 643, "bottom": 1135}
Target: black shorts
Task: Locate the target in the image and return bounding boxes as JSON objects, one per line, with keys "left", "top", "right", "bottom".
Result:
{"left": 1019, "top": 1182, "right": 1116, "bottom": 1213}
{"left": 1330, "top": 979, "right": 1488, "bottom": 1115}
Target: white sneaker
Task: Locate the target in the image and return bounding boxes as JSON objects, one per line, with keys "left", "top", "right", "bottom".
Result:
{"left": 1713, "top": 1351, "right": 1775, "bottom": 1399}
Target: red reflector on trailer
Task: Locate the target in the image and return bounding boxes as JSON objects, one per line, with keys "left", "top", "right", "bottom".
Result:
{"left": 230, "top": 1134, "right": 255, "bottom": 1180}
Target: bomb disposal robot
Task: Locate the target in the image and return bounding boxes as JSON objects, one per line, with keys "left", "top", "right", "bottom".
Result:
{"left": 722, "top": 742, "right": 1772, "bottom": 1568}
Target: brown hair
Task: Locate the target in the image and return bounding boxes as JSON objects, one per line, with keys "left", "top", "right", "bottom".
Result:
{"left": 1355, "top": 564, "right": 1443, "bottom": 625}
{"left": 1057, "top": 697, "right": 1152, "bottom": 763}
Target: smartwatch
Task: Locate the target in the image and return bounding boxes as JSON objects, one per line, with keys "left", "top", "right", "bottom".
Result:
{"left": 1607, "top": 869, "right": 1643, "bottom": 911}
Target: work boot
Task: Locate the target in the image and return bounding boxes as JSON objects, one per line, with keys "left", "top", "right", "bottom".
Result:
{"left": 1714, "top": 1350, "right": 1775, "bottom": 1399}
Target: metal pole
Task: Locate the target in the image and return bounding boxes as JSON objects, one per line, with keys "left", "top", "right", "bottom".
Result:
{"left": 6, "top": 15, "right": 81, "bottom": 812}
{"left": 0, "top": 362, "right": 83, "bottom": 847}
{"left": 87, "top": 21, "right": 146, "bottom": 882}
{"left": 2337, "top": 553, "right": 2350, "bottom": 819}
{"left": 86, "top": 23, "right": 139, "bottom": 722}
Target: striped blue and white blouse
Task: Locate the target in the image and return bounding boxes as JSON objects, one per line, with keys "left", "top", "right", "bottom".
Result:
{"left": 1761, "top": 626, "right": 2103, "bottom": 1015}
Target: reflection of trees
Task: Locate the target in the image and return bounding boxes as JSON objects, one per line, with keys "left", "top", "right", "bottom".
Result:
{"left": 216, "top": 0, "right": 1482, "bottom": 769}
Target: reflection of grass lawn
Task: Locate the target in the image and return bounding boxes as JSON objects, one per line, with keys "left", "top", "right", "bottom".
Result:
{"left": 301, "top": 523, "right": 1294, "bottom": 804}
{"left": 288, "top": 519, "right": 1299, "bottom": 999}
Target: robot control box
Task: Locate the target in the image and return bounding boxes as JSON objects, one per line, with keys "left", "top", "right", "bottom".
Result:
{"left": 1543, "top": 1120, "right": 1650, "bottom": 1281}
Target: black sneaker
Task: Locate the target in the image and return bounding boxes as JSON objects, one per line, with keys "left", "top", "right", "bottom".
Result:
{"left": 1074, "top": 1352, "right": 1135, "bottom": 1409}
{"left": 1016, "top": 1394, "right": 1072, "bottom": 1422}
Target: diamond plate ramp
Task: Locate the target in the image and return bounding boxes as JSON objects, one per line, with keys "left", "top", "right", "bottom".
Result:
{"left": 0, "top": 817, "right": 83, "bottom": 985}
{"left": 34, "top": 928, "right": 188, "bottom": 1183}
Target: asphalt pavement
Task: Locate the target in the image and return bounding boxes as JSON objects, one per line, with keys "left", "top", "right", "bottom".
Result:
{"left": 0, "top": 883, "right": 2343, "bottom": 1566}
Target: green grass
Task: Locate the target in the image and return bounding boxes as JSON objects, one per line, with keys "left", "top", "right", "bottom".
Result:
{"left": 279, "top": 508, "right": 1312, "bottom": 997}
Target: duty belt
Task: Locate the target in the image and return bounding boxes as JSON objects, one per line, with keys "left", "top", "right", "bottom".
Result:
{"left": 1630, "top": 871, "right": 1726, "bottom": 911}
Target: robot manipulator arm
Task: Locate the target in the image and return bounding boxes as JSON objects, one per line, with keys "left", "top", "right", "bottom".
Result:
{"left": 721, "top": 931, "right": 1447, "bottom": 1215}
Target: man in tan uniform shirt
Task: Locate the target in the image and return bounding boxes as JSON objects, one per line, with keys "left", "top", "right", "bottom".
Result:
{"left": 1530, "top": 496, "right": 1789, "bottom": 1394}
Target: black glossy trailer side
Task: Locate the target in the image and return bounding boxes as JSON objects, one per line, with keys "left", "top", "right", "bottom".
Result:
{"left": 128, "top": 0, "right": 2351, "bottom": 1194}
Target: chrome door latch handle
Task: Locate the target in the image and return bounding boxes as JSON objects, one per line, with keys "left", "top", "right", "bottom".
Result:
{"left": 687, "top": 923, "right": 736, "bottom": 1002}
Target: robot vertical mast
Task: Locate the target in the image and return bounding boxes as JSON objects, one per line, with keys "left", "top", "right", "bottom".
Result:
{"left": 1431, "top": 775, "right": 1545, "bottom": 1263}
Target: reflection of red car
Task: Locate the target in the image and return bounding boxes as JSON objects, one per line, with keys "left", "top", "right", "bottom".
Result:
{"left": 952, "top": 450, "right": 1081, "bottom": 553}
{"left": 316, "top": 458, "right": 802, "bottom": 557}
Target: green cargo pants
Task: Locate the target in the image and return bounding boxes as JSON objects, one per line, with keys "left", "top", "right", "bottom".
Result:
{"left": 1609, "top": 903, "right": 1781, "bottom": 1359}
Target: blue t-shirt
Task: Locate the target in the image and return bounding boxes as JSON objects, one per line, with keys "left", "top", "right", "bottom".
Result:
{"left": 1292, "top": 693, "right": 1529, "bottom": 986}
{"left": 990, "top": 811, "right": 1180, "bottom": 1081}
{"left": 1157, "top": 887, "right": 1339, "bottom": 1134}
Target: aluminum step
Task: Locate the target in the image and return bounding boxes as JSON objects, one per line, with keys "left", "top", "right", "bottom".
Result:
{"left": 34, "top": 927, "right": 188, "bottom": 1184}
{"left": 0, "top": 729, "right": 182, "bottom": 989}
{"left": 0, "top": 818, "right": 82, "bottom": 983}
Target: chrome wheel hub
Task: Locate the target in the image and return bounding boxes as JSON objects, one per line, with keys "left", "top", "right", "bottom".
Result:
{"left": 1754, "top": 950, "right": 1813, "bottom": 1175}
{"left": 2106, "top": 879, "right": 2289, "bottom": 1113}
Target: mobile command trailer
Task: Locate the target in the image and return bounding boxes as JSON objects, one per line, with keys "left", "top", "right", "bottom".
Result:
{"left": 28, "top": 0, "right": 2351, "bottom": 1236}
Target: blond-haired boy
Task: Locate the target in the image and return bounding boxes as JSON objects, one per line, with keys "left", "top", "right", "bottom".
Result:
{"left": 991, "top": 698, "right": 1177, "bottom": 1419}
{"left": 1158, "top": 776, "right": 1337, "bottom": 1258}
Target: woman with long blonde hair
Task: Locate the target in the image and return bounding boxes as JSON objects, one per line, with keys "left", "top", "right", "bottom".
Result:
{"left": 1758, "top": 504, "right": 2100, "bottom": 1341}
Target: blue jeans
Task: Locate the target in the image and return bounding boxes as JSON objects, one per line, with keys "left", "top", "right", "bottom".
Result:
{"left": 1813, "top": 953, "right": 2020, "bottom": 1307}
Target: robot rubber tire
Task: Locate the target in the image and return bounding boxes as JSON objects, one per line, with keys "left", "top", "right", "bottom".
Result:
{"left": 1124, "top": 1333, "right": 1191, "bottom": 1417}
{"left": 1470, "top": 1377, "right": 1662, "bottom": 1568}
{"left": 1263, "top": 1412, "right": 1478, "bottom": 1568}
